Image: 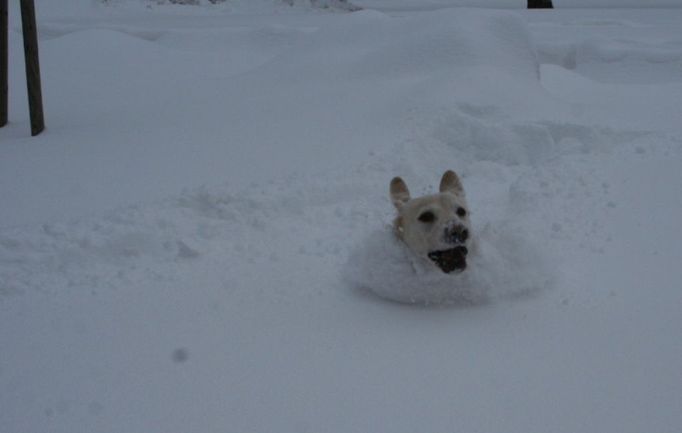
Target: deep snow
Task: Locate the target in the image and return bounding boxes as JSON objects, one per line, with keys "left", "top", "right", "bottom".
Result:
{"left": 1, "top": 2, "right": 682, "bottom": 433}
{"left": 345, "top": 222, "right": 551, "bottom": 305}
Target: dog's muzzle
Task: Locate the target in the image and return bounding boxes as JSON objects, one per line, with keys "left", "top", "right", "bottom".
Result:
{"left": 444, "top": 224, "right": 469, "bottom": 245}
{"left": 428, "top": 246, "right": 468, "bottom": 274}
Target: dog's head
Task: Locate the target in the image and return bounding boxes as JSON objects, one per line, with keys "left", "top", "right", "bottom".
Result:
{"left": 390, "top": 170, "right": 472, "bottom": 273}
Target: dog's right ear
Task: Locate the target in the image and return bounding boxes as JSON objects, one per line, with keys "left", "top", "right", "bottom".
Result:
{"left": 439, "top": 170, "right": 464, "bottom": 196}
{"left": 390, "top": 177, "right": 411, "bottom": 209}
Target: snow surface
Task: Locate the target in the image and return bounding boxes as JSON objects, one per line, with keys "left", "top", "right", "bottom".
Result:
{"left": 2, "top": 2, "right": 682, "bottom": 433}
{"left": 345, "top": 223, "right": 551, "bottom": 305}
{"left": 356, "top": 0, "right": 682, "bottom": 10}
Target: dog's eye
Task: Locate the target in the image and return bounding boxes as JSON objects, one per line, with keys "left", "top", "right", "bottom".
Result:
{"left": 456, "top": 207, "right": 467, "bottom": 217}
{"left": 418, "top": 211, "right": 436, "bottom": 223}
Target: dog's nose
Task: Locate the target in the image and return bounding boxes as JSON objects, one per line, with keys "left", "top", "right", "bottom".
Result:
{"left": 445, "top": 225, "right": 468, "bottom": 244}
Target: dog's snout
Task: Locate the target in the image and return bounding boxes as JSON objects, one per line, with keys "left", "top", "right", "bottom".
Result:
{"left": 460, "top": 229, "right": 469, "bottom": 242}
{"left": 444, "top": 225, "right": 468, "bottom": 244}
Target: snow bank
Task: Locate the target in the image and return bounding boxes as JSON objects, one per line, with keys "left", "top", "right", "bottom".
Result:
{"left": 345, "top": 221, "right": 551, "bottom": 305}
{"left": 554, "top": 0, "right": 682, "bottom": 7}
{"left": 274, "top": 8, "right": 539, "bottom": 83}
{"left": 355, "top": 0, "right": 526, "bottom": 10}
{"left": 535, "top": 37, "right": 682, "bottom": 83}
{"left": 358, "top": 0, "right": 682, "bottom": 9}
{"left": 2, "top": 7, "right": 543, "bottom": 228}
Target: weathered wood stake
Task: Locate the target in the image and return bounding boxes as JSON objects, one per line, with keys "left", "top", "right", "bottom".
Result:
{"left": 528, "top": 0, "right": 554, "bottom": 8}
{"left": 1, "top": 0, "right": 8, "bottom": 127}
{"left": 20, "top": 0, "right": 44, "bottom": 136}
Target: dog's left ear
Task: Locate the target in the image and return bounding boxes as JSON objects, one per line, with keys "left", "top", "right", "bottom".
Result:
{"left": 439, "top": 170, "right": 464, "bottom": 196}
{"left": 390, "top": 177, "right": 411, "bottom": 209}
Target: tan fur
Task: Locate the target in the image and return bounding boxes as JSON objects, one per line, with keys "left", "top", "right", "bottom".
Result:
{"left": 390, "top": 170, "right": 473, "bottom": 271}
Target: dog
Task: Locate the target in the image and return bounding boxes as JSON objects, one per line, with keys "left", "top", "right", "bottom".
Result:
{"left": 390, "top": 170, "right": 472, "bottom": 273}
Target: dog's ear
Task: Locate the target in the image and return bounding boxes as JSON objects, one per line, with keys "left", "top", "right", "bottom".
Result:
{"left": 439, "top": 170, "right": 464, "bottom": 196}
{"left": 390, "top": 177, "right": 411, "bottom": 209}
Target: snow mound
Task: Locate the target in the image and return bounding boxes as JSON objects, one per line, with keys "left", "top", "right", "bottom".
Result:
{"left": 354, "top": 9, "right": 538, "bottom": 81}
{"left": 267, "top": 8, "right": 539, "bottom": 85}
{"left": 344, "top": 223, "right": 552, "bottom": 305}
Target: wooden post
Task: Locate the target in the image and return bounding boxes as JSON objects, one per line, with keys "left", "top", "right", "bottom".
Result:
{"left": 20, "top": 0, "right": 44, "bottom": 136}
{"left": 528, "top": 0, "right": 553, "bottom": 8}
{"left": 0, "top": 0, "right": 8, "bottom": 127}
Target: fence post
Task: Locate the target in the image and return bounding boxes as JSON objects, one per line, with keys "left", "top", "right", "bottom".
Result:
{"left": 528, "top": 0, "right": 553, "bottom": 8}
{"left": 20, "top": 0, "right": 44, "bottom": 136}
{"left": 1, "top": 0, "right": 8, "bottom": 127}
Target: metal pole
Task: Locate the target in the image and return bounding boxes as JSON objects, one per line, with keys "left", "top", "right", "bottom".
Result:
{"left": 20, "top": 0, "right": 44, "bottom": 136}
{"left": 0, "top": 0, "right": 8, "bottom": 127}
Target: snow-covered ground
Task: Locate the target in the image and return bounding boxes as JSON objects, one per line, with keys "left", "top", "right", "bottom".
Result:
{"left": 2, "top": 1, "right": 682, "bottom": 432}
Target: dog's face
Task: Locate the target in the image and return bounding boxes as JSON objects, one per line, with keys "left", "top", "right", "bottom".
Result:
{"left": 390, "top": 170, "right": 471, "bottom": 273}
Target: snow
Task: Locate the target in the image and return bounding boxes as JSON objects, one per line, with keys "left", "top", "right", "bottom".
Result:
{"left": 345, "top": 223, "right": 550, "bottom": 305}
{"left": 555, "top": 0, "right": 682, "bottom": 7}
{"left": 2, "top": 2, "right": 682, "bottom": 433}
{"left": 356, "top": 0, "right": 682, "bottom": 9}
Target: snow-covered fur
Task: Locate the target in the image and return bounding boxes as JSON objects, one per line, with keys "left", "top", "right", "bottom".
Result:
{"left": 390, "top": 171, "right": 473, "bottom": 274}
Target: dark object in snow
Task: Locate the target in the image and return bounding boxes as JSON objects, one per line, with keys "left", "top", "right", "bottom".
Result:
{"left": 20, "top": 0, "right": 44, "bottom": 136}
{"left": 172, "top": 348, "right": 189, "bottom": 363}
{"left": 177, "top": 240, "right": 200, "bottom": 259}
{"left": 1, "top": 0, "right": 6, "bottom": 127}
{"left": 528, "top": 0, "right": 553, "bottom": 8}
{"left": 0, "top": 0, "right": 45, "bottom": 135}
{"left": 428, "top": 246, "right": 468, "bottom": 274}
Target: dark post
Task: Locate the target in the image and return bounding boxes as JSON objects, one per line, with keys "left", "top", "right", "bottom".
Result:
{"left": 528, "top": 0, "right": 553, "bottom": 8}
{"left": 1, "top": 0, "right": 8, "bottom": 127}
{"left": 20, "top": 0, "right": 44, "bottom": 136}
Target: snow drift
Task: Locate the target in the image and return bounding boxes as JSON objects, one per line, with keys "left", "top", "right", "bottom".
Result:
{"left": 345, "top": 223, "right": 551, "bottom": 305}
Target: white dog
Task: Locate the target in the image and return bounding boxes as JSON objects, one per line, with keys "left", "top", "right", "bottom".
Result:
{"left": 390, "top": 170, "right": 472, "bottom": 273}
